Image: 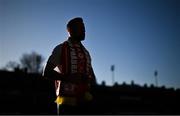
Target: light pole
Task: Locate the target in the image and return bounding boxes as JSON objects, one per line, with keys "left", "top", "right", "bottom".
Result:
{"left": 154, "top": 70, "right": 158, "bottom": 87}
{"left": 111, "top": 65, "right": 115, "bottom": 85}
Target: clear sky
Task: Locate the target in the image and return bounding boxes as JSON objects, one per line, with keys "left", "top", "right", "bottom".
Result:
{"left": 0, "top": 0, "right": 180, "bottom": 88}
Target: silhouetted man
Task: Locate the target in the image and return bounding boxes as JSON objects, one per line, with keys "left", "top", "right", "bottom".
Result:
{"left": 43, "top": 17, "right": 96, "bottom": 115}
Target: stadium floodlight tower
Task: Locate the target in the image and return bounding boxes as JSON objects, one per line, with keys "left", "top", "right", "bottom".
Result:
{"left": 154, "top": 70, "right": 158, "bottom": 87}
{"left": 111, "top": 65, "right": 115, "bottom": 85}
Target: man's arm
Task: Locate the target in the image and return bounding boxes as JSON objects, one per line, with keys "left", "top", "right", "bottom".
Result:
{"left": 43, "top": 44, "right": 66, "bottom": 81}
{"left": 89, "top": 67, "right": 97, "bottom": 86}
{"left": 43, "top": 61, "right": 64, "bottom": 80}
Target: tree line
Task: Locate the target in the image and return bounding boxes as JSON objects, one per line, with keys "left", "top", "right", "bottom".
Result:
{"left": 2, "top": 51, "right": 44, "bottom": 73}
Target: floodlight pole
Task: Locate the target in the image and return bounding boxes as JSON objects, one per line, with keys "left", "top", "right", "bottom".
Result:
{"left": 111, "top": 65, "right": 115, "bottom": 85}
{"left": 154, "top": 70, "right": 158, "bottom": 87}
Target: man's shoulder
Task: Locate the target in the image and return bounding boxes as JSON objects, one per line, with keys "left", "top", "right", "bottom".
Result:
{"left": 54, "top": 41, "right": 68, "bottom": 49}
{"left": 52, "top": 41, "right": 68, "bottom": 53}
{"left": 53, "top": 44, "right": 61, "bottom": 51}
{"left": 81, "top": 43, "right": 90, "bottom": 52}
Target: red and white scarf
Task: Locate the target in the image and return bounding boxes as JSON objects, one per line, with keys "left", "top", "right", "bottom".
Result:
{"left": 55, "top": 40, "right": 92, "bottom": 97}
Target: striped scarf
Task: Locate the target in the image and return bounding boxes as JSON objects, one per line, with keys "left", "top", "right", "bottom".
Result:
{"left": 54, "top": 40, "right": 92, "bottom": 105}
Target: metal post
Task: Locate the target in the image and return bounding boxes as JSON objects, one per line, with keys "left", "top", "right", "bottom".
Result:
{"left": 154, "top": 70, "right": 158, "bottom": 87}
{"left": 57, "top": 104, "right": 59, "bottom": 115}
{"left": 111, "top": 65, "right": 115, "bottom": 85}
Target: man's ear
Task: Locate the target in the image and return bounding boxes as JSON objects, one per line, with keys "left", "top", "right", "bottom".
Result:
{"left": 67, "top": 27, "right": 70, "bottom": 33}
{"left": 67, "top": 27, "right": 72, "bottom": 36}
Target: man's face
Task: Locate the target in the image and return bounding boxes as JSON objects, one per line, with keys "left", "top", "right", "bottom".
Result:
{"left": 69, "top": 22, "right": 85, "bottom": 41}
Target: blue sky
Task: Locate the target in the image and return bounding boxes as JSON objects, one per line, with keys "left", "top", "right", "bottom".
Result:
{"left": 0, "top": 0, "right": 180, "bottom": 88}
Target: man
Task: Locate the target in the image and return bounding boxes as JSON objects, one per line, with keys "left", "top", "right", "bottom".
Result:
{"left": 43, "top": 17, "right": 96, "bottom": 114}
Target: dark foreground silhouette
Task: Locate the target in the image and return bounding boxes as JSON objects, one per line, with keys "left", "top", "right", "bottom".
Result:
{"left": 0, "top": 70, "right": 179, "bottom": 114}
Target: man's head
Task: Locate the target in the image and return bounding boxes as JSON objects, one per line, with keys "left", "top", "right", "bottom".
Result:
{"left": 67, "top": 17, "right": 85, "bottom": 41}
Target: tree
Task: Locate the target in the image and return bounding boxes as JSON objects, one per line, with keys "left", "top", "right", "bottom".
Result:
{"left": 3, "top": 61, "right": 20, "bottom": 71}
{"left": 20, "top": 51, "right": 44, "bottom": 73}
{"left": 3, "top": 51, "right": 44, "bottom": 73}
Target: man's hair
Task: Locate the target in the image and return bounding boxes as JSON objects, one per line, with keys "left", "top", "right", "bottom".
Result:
{"left": 67, "top": 17, "right": 83, "bottom": 29}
